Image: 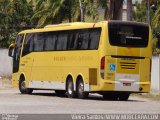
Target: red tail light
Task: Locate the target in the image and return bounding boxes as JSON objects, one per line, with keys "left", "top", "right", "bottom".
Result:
{"left": 101, "top": 57, "right": 105, "bottom": 69}
{"left": 101, "top": 56, "right": 105, "bottom": 79}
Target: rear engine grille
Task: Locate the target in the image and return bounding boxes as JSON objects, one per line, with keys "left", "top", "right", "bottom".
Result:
{"left": 120, "top": 62, "right": 136, "bottom": 69}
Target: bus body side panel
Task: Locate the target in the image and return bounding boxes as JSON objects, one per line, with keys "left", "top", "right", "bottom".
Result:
{"left": 19, "top": 54, "right": 34, "bottom": 88}
{"left": 27, "top": 50, "right": 99, "bottom": 91}
{"left": 12, "top": 56, "right": 33, "bottom": 88}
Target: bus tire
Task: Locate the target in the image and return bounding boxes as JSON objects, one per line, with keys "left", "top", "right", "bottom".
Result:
{"left": 55, "top": 90, "right": 66, "bottom": 96}
{"left": 19, "top": 76, "right": 33, "bottom": 94}
{"left": 103, "top": 92, "right": 118, "bottom": 101}
{"left": 118, "top": 93, "right": 130, "bottom": 101}
{"left": 66, "top": 77, "right": 75, "bottom": 98}
{"left": 77, "top": 79, "right": 89, "bottom": 99}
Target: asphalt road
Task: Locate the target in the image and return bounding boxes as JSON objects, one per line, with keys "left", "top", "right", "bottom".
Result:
{"left": 0, "top": 88, "right": 160, "bottom": 114}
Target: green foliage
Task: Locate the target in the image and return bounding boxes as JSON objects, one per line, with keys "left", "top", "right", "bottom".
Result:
{"left": 0, "top": 0, "right": 125, "bottom": 48}
{"left": 32, "top": 0, "right": 66, "bottom": 27}
{"left": 0, "top": 0, "right": 34, "bottom": 48}
{"left": 11, "top": 0, "right": 34, "bottom": 30}
{"left": 134, "top": 2, "right": 146, "bottom": 22}
{"left": 0, "top": 0, "right": 12, "bottom": 48}
{"left": 1, "top": 0, "right": 102, "bottom": 47}
{"left": 134, "top": 0, "right": 160, "bottom": 55}
{"left": 1, "top": 0, "right": 159, "bottom": 53}
{"left": 32, "top": 0, "right": 99, "bottom": 27}
{"left": 151, "top": 2, "right": 160, "bottom": 55}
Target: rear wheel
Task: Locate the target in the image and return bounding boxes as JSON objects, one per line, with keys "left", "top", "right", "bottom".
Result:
{"left": 19, "top": 77, "right": 33, "bottom": 94}
{"left": 66, "top": 78, "right": 75, "bottom": 98}
{"left": 103, "top": 92, "right": 118, "bottom": 101}
{"left": 77, "top": 79, "right": 89, "bottom": 99}
{"left": 118, "top": 93, "right": 130, "bottom": 101}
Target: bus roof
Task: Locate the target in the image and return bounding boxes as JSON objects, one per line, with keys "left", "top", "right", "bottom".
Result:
{"left": 18, "top": 21, "right": 106, "bottom": 34}
{"left": 18, "top": 21, "right": 149, "bottom": 34}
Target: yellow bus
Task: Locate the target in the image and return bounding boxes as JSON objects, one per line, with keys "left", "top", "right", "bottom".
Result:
{"left": 8, "top": 21, "right": 152, "bottom": 100}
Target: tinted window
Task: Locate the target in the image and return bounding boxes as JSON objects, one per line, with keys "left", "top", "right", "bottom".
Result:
{"left": 13, "top": 34, "right": 24, "bottom": 73}
{"left": 34, "top": 33, "right": 45, "bottom": 51}
{"left": 89, "top": 29, "right": 101, "bottom": 49}
{"left": 108, "top": 21, "right": 149, "bottom": 47}
{"left": 76, "top": 30, "right": 90, "bottom": 50}
{"left": 15, "top": 34, "right": 23, "bottom": 58}
{"left": 22, "top": 28, "right": 101, "bottom": 54}
{"left": 67, "top": 28, "right": 101, "bottom": 50}
{"left": 44, "top": 32, "right": 57, "bottom": 51}
{"left": 22, "top": 33, "right": 34, "bottom": 56}
{"left": 68, "top": 31, "right": 79, "bottom": 50}
{"left": 56, "top": 32, "right": 68, "bottom": 50}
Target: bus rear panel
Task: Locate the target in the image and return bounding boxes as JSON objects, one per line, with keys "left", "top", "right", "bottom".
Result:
{"left": 98, "top": 21, "right": 151, "bottom": 93}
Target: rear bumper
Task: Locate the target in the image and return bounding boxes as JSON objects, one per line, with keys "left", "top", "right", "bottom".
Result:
{"left": 91, "top": 80, "right": 150, "bottom": 93}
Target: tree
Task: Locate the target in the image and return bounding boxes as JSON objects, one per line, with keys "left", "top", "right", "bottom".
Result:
{"left": 83, "top": 0, "right": 99, "bottom": 21}
{"left": 93, "top": 0, "right": 99, "bottom": 20}
{"left": 108, "top": 0, "right": 124, "bottom": 20}
{"left": 135, "top": 0, "right": 160, "bottom": 54}
{"left": 99, "top": 0, "right": 124, "bottom": 20}
{"left": 127, "top": 0, "right": 133, "bottom": 21}
{"left": 0, "top": 0, "right": 34, "bottom": 48}
{"left": 32, "top": 0, "right": 77, "bottom": 26}
{"left": 151, "top": 1, "right": 160, "bottom": 27}
{"left": 11, "top": 0, "right": 34, "bottom": 30}
{"left": 134, "top": 1, "right": 146, "bottom": 22}
{"left": 32, "top": 0, "right": 98, "bottom": 27}
{"left": 151, "top": 1, "right": 160, "bottom": 54}
{"left": 0, "top": 0, "right": 12, "bottom": 47}
{"left": 98, "top": 0, "right": 109, "bottom": 20}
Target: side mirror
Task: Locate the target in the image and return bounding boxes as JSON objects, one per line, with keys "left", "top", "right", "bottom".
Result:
{"left": 8, "top": 43, "right": 15, "bottom": 57}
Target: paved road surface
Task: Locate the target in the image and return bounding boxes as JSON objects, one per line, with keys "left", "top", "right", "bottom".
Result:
{"left": 0, "top": 88, "right": 160, "bottom": 114}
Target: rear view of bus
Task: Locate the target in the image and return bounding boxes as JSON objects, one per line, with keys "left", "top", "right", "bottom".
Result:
{"left": 101, "top": 21, "right": 152, "bottom": 100}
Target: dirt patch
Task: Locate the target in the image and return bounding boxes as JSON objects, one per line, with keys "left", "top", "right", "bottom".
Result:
{"left": 0, "top": 76, "right": 12, "bottom": 89}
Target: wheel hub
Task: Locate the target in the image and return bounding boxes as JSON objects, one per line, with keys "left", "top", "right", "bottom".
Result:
{"left": 21, "top": 81, "right": 26, "bottom": 90}
{"left": 68, "top": 82, "right": 73, "bottom": 95}
{"left": 78, "top": 82, "right": 84, "bottom": 94}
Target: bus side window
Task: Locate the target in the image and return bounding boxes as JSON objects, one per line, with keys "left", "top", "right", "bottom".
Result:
{"left": 56, "top": 32, "right": 68, "bottom": 51}
{"left": 68, "top": 31, "right": 79, "bottom": 50}
{"left": 77, "top": 34, "right": 83, "bottom": 49}
{"left": 44, "top": 32, "right": 57, "bottom": 51}
{"left": 77, "top": 29, "right": 90, "bottom": 50}
{"left": 16, "top": 34, "right": 24, "bottom": 58}
{"left": 89, "top": 28, "right": 101, "bottom": 50}
{"left": 22, "top": 33, "right": 34, "bottom": 56}
{"left": 34, "top": 33, "right": 45, "bottom": 52}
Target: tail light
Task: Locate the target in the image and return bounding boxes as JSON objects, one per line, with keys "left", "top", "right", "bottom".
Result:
{"left": 101, "top": 56, "right": 105, "bottom": 79}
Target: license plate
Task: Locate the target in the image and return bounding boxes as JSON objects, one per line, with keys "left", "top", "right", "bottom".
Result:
{"left": 123, "top": 82, "right": 131, "bottom": 86}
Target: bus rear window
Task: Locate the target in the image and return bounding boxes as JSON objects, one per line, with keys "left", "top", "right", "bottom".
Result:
{"left": 108, "top": 21, "right": 149, "bottom": 47}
